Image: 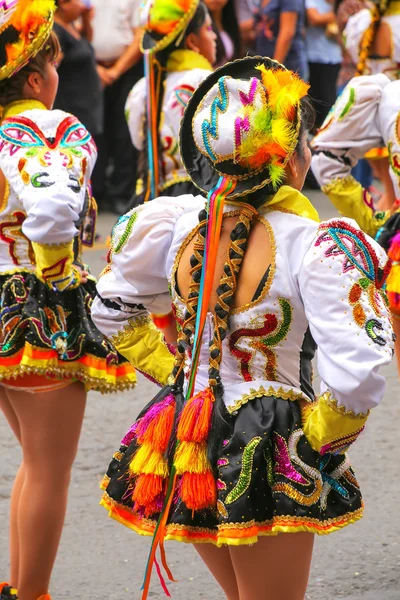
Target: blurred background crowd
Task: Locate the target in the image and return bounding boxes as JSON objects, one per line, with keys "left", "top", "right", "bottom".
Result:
{"left": 53, "top": 0, "right": 379, "bottom": 215}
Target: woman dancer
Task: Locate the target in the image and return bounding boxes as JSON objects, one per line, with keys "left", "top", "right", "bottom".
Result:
{"left": 92, "top": 57, "right": 393, "bottom": 599}
{"left": 344, "top": 0, "right": 400, "bottom": 210}
{"left": 125, "top": 0, "right": 216, "bottom": 208}
{"left": 311, "top": 72, "right": 400, "bottom": 373}
{"left": 0, "top": 2, "right": 135, "bottom": 600}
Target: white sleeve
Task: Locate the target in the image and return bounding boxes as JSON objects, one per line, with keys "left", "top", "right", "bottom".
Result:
{"left": 379, "top": 80, "right": 400, "bottom": 199}
{"left": 312, "top": 74, "right": 390, "bottom": 189}
{"left": 125, "top": 77, "right": 146, "bottom": 150}
{"left": 0, "top": 109, "right": 96, "bottom": 245}
{"left": 92, "top": 194, "right": 203, "bottom": 337}
{"left": 298, "top": 218, "right": 394, "bottom": 415}
{"left": 91, "top": 195, "right": 204, "bottom": 385}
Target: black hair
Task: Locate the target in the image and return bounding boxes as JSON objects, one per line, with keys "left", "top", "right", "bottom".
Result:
{"left": 0, "top": 31, "right": 60, "bottom": 106}
{"left": 138, "top": 2, "right": 209, "bottom": 201}
{"left": 211, "top": 0, "right": 242, "bottom": 65}
{"left": 357, "top": 0, "right": 391, "bottom": 74}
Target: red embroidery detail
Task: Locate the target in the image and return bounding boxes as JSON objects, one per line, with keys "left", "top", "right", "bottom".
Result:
{"left": 42, "top": 256, "right": 68, "bottom": 281}
{"left": 0, "top": 211, "right": 28, "bottom": 265}
{"left": 229, "top": 314, "right": 277, "bottom": 381}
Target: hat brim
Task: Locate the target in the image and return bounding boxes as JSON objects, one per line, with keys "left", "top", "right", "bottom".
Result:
{"left": 141, "top": 0, "right": 200, "bottom": 54}
{"left": 180, "top": 56, "right": 292, "bottom": 199}
{"left": 0, "top": 16, "right": 54, "bottom": 81}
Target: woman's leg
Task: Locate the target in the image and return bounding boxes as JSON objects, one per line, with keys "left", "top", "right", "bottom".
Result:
{"left": 229, "top": 533, "right": 314, "bottom": 600}
{"left": 0, "top": 388, "right": 23, "bottom": 586}
{"left": 195, "top": 544, "right": 239, "bottom": 600}
{"left": 7, "top": 381, "right": 86, "bottom": 600}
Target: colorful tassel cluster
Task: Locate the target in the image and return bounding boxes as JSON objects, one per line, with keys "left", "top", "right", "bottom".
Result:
{"left": 174, "top": 387, "right": 217, "bottom": 510}
{"left": 236, "top": 65, "right": 309, "bottom": 187}
{"left": 129, "top": 394, "right": 176, "bottom": 516}
{"left": 386, "top": 232, "right": 400, "bottom": 313}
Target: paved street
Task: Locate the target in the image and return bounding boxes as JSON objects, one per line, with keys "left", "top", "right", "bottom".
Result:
{"left": 1, "top": 190, "right": 399, "bottom": 599}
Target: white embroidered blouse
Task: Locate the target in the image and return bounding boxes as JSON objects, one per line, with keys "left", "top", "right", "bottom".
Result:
{"left": 92, "top": 188, "right": 394, "bottom": 433}
{"left": 0, "top": 103, "right": 97, "bottom": 290}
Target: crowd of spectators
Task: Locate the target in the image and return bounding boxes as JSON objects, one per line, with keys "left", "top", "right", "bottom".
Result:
{"left": 54, "top": 0, "right": 372, "bottom": 213}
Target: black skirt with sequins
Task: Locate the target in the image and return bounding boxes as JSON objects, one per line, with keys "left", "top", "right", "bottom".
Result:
{"left": 100, "top": 386, "right": 363, "bottom": 545}
{"left": 0, "top": 272, "right": 136, "bottom": 392}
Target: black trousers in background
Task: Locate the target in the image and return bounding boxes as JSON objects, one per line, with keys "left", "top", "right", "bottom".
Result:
{"left": 92, "top": 61, "right": 143, "bottom": 212}
{"left": 308, "top": 61, "right": 341, "bottom": 131}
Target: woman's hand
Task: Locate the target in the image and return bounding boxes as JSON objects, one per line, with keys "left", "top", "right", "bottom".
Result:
{"left": 74, "top": 265, "right": 89, "bottom": 284}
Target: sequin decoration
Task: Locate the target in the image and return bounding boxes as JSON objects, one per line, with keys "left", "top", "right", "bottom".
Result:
{"left": 365, "top": 318, "right": 386, "bottom": 346}
{"left": 273, "top": 429, "right": 323, "bottom": 506}
{"left": 229, "top": 298, "right": 292, "bottom": 381}
{"left": 315, "top": 220, "right": 390, "bottom": 288}
{"left": 217, "top": 499, "right": 229, "bottom": 519}
{"left": 112, "top": 212, "right": 139, "bottom": 255}
{"left": 200, "top": 76, "right": 229, "bottom": 161}
{"left": 263, "top": 441, "right": 275, "bottom": 487}
{"left": 225, "top": 436, "right": 262, "bottom": 505}
{"left": 348, "top": 275, "right": 387, "bottom": 344}
{"left": 273, "top": 433, "right": 310, "bottom": 486}
{"left": 319, "top": 455, "right": 350, "bottom": 510}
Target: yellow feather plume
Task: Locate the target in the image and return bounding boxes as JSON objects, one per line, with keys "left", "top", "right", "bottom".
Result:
{"left": 271, "top": 117, "right": 296, "bottom": 152}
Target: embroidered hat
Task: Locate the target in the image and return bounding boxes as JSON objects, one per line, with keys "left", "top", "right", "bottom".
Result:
{"left": 180, "top": 56, "right": 310, "bottom": 200}
{"left": 141, "top": 0, "right": 200, "bottom": 54}
{"left": 0, "top": 0, "right": 55, "bottom": 81}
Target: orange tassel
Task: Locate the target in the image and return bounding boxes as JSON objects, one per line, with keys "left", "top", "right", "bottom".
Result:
{"left": 133, "top": 474, "right": 165, "bottom": 506}
{"left": 137, "top": 402, "right": 175, "bottom": 452}
{"left": 177, "top": 388, "right": 215, "bottom": 443}
{"left": 181, "top": 470, "right": 217, "bottom": 510}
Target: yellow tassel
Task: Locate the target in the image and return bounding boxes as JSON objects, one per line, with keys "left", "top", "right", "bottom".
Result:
{"left": 129, "top": 443, "right": 169, "bottom": 478}
{"left": 174, "top": 441, "right": 210, "bottom": 475}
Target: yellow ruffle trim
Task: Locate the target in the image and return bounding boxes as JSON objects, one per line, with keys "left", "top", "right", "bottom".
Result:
{"left": 100, "top": 491, "right": 364, "bottom": 545}
{"left": 0, "top": 342, "right": 136, "bottom": 393}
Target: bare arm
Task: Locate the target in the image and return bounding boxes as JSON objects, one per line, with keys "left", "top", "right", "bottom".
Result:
{"left": 306, "top": 7, "right": 336, "bottom": 26}
{"left": 107, "top": 28, "right": 143, "bottom": 82}
{"left": 273, "top": 11, "right": 297, "bottom": 64}
{"left": 81, "top": 8, "right": 94, "bottom": 42}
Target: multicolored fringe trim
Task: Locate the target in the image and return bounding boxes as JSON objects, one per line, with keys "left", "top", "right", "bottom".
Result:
{"left": 100, "top": 492, "right": 365, "bottom": 543}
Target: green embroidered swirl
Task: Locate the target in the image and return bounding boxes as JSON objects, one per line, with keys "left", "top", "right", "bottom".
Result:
{"left": 225, "top": 436, "right": 262, "bottom": 505}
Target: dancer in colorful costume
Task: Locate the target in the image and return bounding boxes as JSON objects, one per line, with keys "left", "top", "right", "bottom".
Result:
{"left": 311, "top": 73, "right": 400, "bottom": 374}
{"left": 0, "top": 2, "right": 136, "bottom": 600}
{"left": 123, "top": 0, "right": 216, "bottom": 338}
{"left": 92, "top": 57, "right": 394, "bottom": 599}
{"left": 125, "top": 0, "right": 216, "bottom": 207}
{"left": 344, "top": 0, "right": 400, "bottom": 209}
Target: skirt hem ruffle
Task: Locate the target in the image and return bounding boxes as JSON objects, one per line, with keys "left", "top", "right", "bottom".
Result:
{"left": 0, "top": 362, "right": 136, "bottom": 393}
{"left": 100, "top": 491, "right": 364, "bottom": 546}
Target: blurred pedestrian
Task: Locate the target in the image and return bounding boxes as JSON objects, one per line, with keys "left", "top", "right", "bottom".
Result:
{"left": 90, "top": 0, "right": 143, "bottom": 214}
{"left": 255, "top": 0, "right": 308, "bottom": 79}
{"left": 54, "top": 0, "right": 103, "bottom": 139}
{"left": 306, "top": 0, "right": 342, "bottom": 129}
